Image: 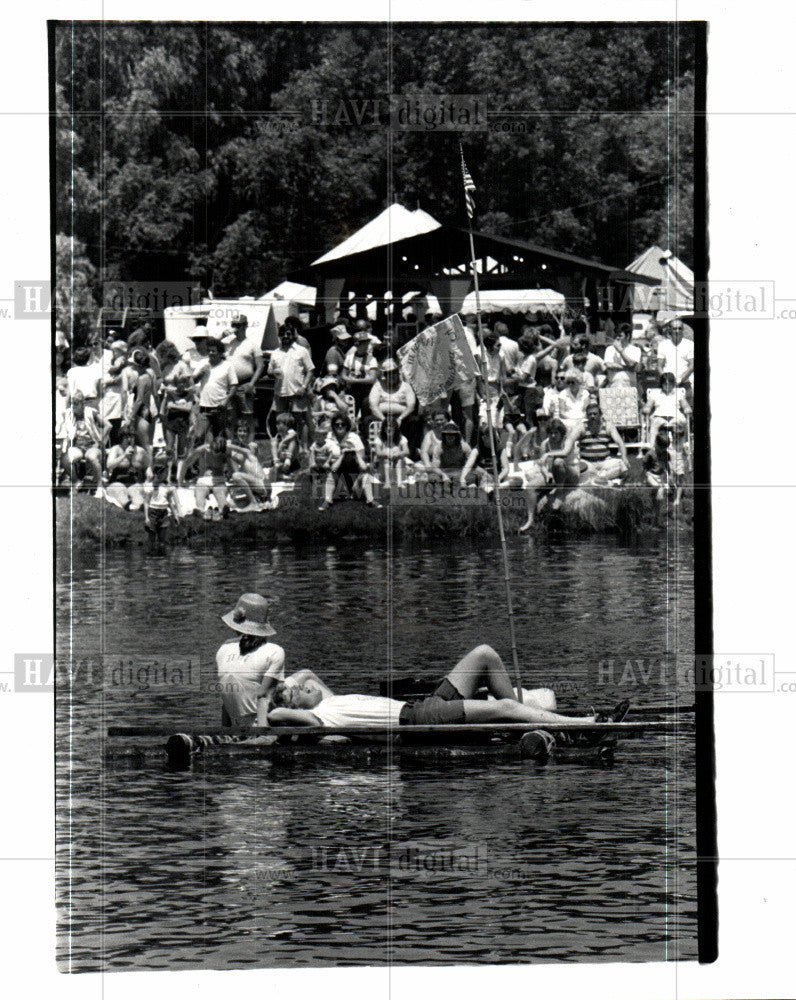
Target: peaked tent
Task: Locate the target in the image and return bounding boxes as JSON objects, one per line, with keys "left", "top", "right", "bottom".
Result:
{"left": 312, "top": 204, "right": 442, "bottom": 266}
{"left": 628, "top": 246, "right": 694, "bottom": 315}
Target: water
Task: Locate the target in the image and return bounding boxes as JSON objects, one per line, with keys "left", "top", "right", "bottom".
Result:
{"left": 56, "top": 532, "right": 696, "bottom": 970}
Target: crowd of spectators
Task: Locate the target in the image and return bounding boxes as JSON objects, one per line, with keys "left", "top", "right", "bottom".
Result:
{"left": 54, "top": 307, "right": 694, "bottom": 524}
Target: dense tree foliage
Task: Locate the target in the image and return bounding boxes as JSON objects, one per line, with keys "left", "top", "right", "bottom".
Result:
{"left": 53, "top": 21, "right": 696, "bottom": 303}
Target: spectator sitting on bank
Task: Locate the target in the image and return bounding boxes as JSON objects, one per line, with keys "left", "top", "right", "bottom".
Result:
{"left": 271, "top": 412, "right": 301, "bottom": 479}
{"left": 575, "top": 402, "right": 629, "bottom": 483}
{"left": 228, "top": 421, "right": 273, "bottom": 511}
{"left": 368, "top": 358, "right": 416, "bottom": 429}
{"left": 308, "top": 415, "right": 342, "bottom": 477}
{"left": 603, "top": 323, "right": 642, "bottom": 388}
{"left": 554, "top": 370, "right": 591, "bottom": 429}
{"left": 373, "top": 418, "right": 411, "bottom": 487}
{"left": 642, "top": 371, "right": 692, "bottom": 441}
{"left": 342, "top": 330, "right": 379, "bottom": 414}
{"left": 180, "top": 435, "right": 234, "bottom": 521}
{"left": 313, "top": 375, "right": 350, "bottom": 421}
{"left": 323, "top": 324, "right": 352, "bottom": 375}
{"left": 198, "top": 336, "right": 238, "bottom": 443}
{"left": 66, "top": 346, "right": 102, "bottom": 408}
{"left": 543, "top": 369, "right": 567, "bottom": 417}
{"left": 224, "top": 314, "right": 265, "bottom": 444}
{"left": 419, "top": 409, "right": 450, "bottom": 474}
{"left": 540, "top": 417, "right": 581, "bottom": 488}
{"left": 61, "top": 390, "right": 109, "bottom": 494}
{"left": 106, "top": 428, "right": 149, "bottom": 485}
{"left": 642, "top": 426, "right": 672, "bottom": 522}
{"left": 318, "top": 412, "right": 380, "bottom": 510}
{"left": 268, "top": 324, "right": 315, "bottom": 447}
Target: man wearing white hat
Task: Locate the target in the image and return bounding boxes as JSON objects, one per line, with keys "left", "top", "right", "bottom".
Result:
{"left": 324, "top": 324, "right": 352, "bottom": 375}
{"left": 216, "top": 593, "right": 286, "bottom": 727}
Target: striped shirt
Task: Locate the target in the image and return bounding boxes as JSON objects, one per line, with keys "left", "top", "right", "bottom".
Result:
{"left": 577, "top": 424, "right": 614, "bottom": 462}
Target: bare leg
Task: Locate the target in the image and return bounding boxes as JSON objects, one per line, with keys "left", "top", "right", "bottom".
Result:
{"left": 461, "top": 698, "right": 594, "bottom": 725}
{"left": 444, "top": 645, "right": 518, "bottom": 700}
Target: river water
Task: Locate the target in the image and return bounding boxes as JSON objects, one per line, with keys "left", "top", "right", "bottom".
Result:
{"left": 55, "top": 532, "right": 696, "bottom": 970}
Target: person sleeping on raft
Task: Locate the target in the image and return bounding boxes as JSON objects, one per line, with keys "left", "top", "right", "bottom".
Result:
{"left": 216, "top": 593, "right": 629, "bottom": 729}
{"left": 268, "top": 644, "right": 629, "bottom": 729}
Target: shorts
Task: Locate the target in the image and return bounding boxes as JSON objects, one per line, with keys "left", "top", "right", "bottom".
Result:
{"left": 399, "top": 678, "right": 466, "bottom": 726}
{"left": 275, "top": 394, "right": 310, "bottom": 413}
{"left": 165, "top": 411, "right": 190, "bottom": 435}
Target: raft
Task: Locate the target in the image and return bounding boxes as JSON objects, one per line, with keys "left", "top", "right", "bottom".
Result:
{"left": 105, "top": 717, "right": 692, "bottom": 771}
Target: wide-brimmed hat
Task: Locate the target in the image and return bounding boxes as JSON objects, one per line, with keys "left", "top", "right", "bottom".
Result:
{"left": 330, "top": 324, "right": 351, "bottom": 340}
{"left": 221, "top": 593, "right": 276, "bottom": 637}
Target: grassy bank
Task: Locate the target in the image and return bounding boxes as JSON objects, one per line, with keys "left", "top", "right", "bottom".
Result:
{"left": 55, "top": 478, "right": 691, "bottom": 551}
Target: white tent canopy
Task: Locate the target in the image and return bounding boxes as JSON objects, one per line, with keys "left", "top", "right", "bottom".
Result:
{"left": 163, "top": 299, "right": 279, "bottom": 353}
{"left": 628, "top": 245, "right": 694, "bottom": 316}
{"left": 460, "top": 288, "right": 566, "bottom": 315}
{"left": 258, "top": 280, "right": 317, "bottom": 324}
{"left": 312, "top": 204, "right": 442, "bottom": 266}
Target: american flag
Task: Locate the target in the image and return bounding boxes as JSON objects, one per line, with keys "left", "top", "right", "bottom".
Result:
{"left": 460, "top": 148, "right": 476, "bottom": 220}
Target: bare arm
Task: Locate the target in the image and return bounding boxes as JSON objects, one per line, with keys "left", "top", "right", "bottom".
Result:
{"left": 267, "top": 708, "right": 322, "bottom": 727}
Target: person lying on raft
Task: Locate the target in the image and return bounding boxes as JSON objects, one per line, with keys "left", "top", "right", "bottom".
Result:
{"left": 266, "top": 644, "right": 629, "bottom": 729}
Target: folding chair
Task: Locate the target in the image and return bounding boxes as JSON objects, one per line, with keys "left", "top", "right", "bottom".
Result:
{"left": 598, "top": 384, "right": 645, "bottom": 452}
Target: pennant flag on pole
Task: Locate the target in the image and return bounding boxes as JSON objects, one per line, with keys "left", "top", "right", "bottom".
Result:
{"left": 397, "top": 314, "right": 480, "bottom": 407}
{"left": 460, "top": 147, "right": 476, "bottom": 220}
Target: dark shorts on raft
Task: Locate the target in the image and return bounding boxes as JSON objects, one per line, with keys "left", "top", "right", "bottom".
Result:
{"left": 398, "top": 678, "right": 466, "bottom": 726}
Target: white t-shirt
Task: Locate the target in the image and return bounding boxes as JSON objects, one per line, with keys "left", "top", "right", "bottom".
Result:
{"left": 216, "top": 639, "right": 286, "bottom": 724}
{"left": 658, "top": 338, "right": 694, "bottom": 384}
{"left": 228, "top": 338, "right": 263, "bottom": 382}
{"left": 310, "top": 694, "right": 405, "bottom": 728}
{"left": 67, "top": 363, "right": 102, "bottom": 400}
{"left": 499, "top": 336, "right": 521, "bottom": 373}
{"left": 215, "top": 638, "right": 285, "bottom": 683}
{"left": 603, "top": 343, "right": 641, "bottom": 387}
{"left": 199, "top": 359, "right": 238, "bottom": 408}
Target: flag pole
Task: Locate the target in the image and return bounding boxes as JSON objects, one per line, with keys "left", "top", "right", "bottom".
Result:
{"left": 460, "top": 144, "right": 524, "bottom": 702}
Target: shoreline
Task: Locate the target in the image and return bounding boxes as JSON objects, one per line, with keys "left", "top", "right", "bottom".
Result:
{"left": 55, "top": 482, "right": 691, "bottom": 550}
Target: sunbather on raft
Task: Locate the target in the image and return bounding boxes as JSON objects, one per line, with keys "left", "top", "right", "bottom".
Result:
{"left": 267, "top": 644, "right": 629, "bottom": 729}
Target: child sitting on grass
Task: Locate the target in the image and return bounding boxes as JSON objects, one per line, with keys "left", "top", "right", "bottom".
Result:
{"left": 271, "top": 412, "right": 301, "bottom": 479}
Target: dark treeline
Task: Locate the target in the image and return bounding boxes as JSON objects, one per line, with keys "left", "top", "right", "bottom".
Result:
{"left": 54, "top": 21, "right": 694, "bottom": 321}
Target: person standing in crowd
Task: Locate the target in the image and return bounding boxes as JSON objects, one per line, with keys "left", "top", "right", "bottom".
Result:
{"left": 183, "top": 322, "right": 212, "bottom": 383}
{"left": 67, "top": 346, "right": 102, "bottom": 408}
{"left": 268, "top": 325, "right": 315, "bottom": 446}
{"left": 60, "top": 390, "right": 109, "bottom": 494}
{"left": 324, "top": 324, "right": 352, "bottom": 375}
{"left": 123, "top": 348, "right": 158, "bottom": 449}
{"left": 561, "top": 333, "right": 605, "bottom": 386}
{"left": 342, "top": 329, "right": 379, "bottom": 416}
{"left": 603, "top": 323, "right": 642, "bottom": 388}
{"left": 99, "top": 340, "right": 129, "bottom": 447}
{"left": 198, "top": 336, "right": 238, "bottom": 442}
{"left": 658, "top": 319, "right": 695, "bottom": 396}
{"left": 225, "top": 314, "right": 265, "bottom": 443}
{"left": 494, "top": 321, "right": 520, "bottom": 375}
